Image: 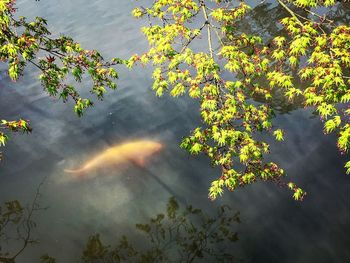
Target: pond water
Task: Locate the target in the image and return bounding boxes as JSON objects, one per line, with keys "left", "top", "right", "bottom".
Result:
{"left": 1, "top": 0, "right": 350, "bottom": 262}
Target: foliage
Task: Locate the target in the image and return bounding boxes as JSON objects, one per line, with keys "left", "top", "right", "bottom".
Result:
{"left": 0, "top": 0, "right": 350, "bottom": 201}
{"left": 130, "top": 0, "right": 350, "bottom": 200}
{"left": 0, "top": 118, "right": 31, "bottom": 161}
{"left": 78, "top": 197, "right": 240, "bottom": 263}
{"left": 0, "top": 0, "right": 122, "bottom": 159}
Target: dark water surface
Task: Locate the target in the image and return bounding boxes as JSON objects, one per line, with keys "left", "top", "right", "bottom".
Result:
{"left": 1, "top": 0, "right": 350, "bottom": 262}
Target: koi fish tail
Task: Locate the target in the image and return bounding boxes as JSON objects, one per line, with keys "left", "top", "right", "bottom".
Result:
{"left": 64, "top": 168, "right": 86, "bottom": 175}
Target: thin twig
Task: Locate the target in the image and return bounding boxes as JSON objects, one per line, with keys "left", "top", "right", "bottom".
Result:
{"left": 200, "top": 1, "right": 214, "bottom": 58}
{"left": 179, "top": 22, "right": 207, "bottom": 54}
{"left": 210, "top": 24, "right": 224, "bottom": 47}
{"left": 304, "top": 8, "right": 334, "bottom": 24}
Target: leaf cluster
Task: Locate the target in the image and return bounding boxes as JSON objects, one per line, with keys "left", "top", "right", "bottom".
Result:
{"left": 0, "top": 0, "right": 122, "bottom": 116}
{"left": 0, "top": 119, "right": 31, "bottom": 161}
{"left": 131, "top": 0, "right": 316, "bottom": 200}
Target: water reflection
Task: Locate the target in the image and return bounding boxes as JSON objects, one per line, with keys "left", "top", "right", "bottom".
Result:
{"left": 79, "top": 197, "right": 240, "bottom": 263}
{"left": 1, "top": 197, "right": 241, "bottom": 263}
{"left": 236, "top": 1, "right": 350, "bottom": 114}
{"left": 0, "top": 0, "right": 350, "bottom": 262}
{"left": 0, "top": 180, "right": 45, "bottom": 263}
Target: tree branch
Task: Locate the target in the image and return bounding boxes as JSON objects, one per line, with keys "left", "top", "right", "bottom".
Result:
{"left": 200, "top": 1, "right": 213, "bottom": 58}
{"left": 276, "top": 0, "right": 304, "bottom": 27}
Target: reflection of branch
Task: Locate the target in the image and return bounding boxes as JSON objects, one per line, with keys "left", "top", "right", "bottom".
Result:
{"left": 13, "top": 177, "right": 46, "bottom": 260}
{"left": 0, "top": 257, "right": 14, "bottom": 263}
{"left": 81, "top": 197, "right": 241, "bottom": 263}
{"left": 0, "top": 176, "right": 47, "bottom": 263}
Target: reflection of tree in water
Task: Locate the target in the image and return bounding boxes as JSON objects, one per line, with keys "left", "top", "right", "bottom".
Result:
{"left": 0, "top": 196, "right": 241, "bottom": 263}
{"left": 231, "top": 1, "right": 350, "bottom": 114}
{"left": 0, "top": 181, "right": 45, "bottom": 263}
{"left": 239, "top": 1, "right": 350, "bottom": 52}
{"left": 78, "top": 197, "right": 240, "bottom": 263}
{"left": 238, "top": 2, "right": 289, "bottom": 42}
{"left": 329, "top": 2, "right": 350, "bottom": 25}
{"left": 233, "top": 2, "right": 305, "bottom": 114}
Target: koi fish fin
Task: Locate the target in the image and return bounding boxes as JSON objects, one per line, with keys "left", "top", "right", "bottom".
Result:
{"left": 131, "top": 157, "right": 146, "bottom": 168}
